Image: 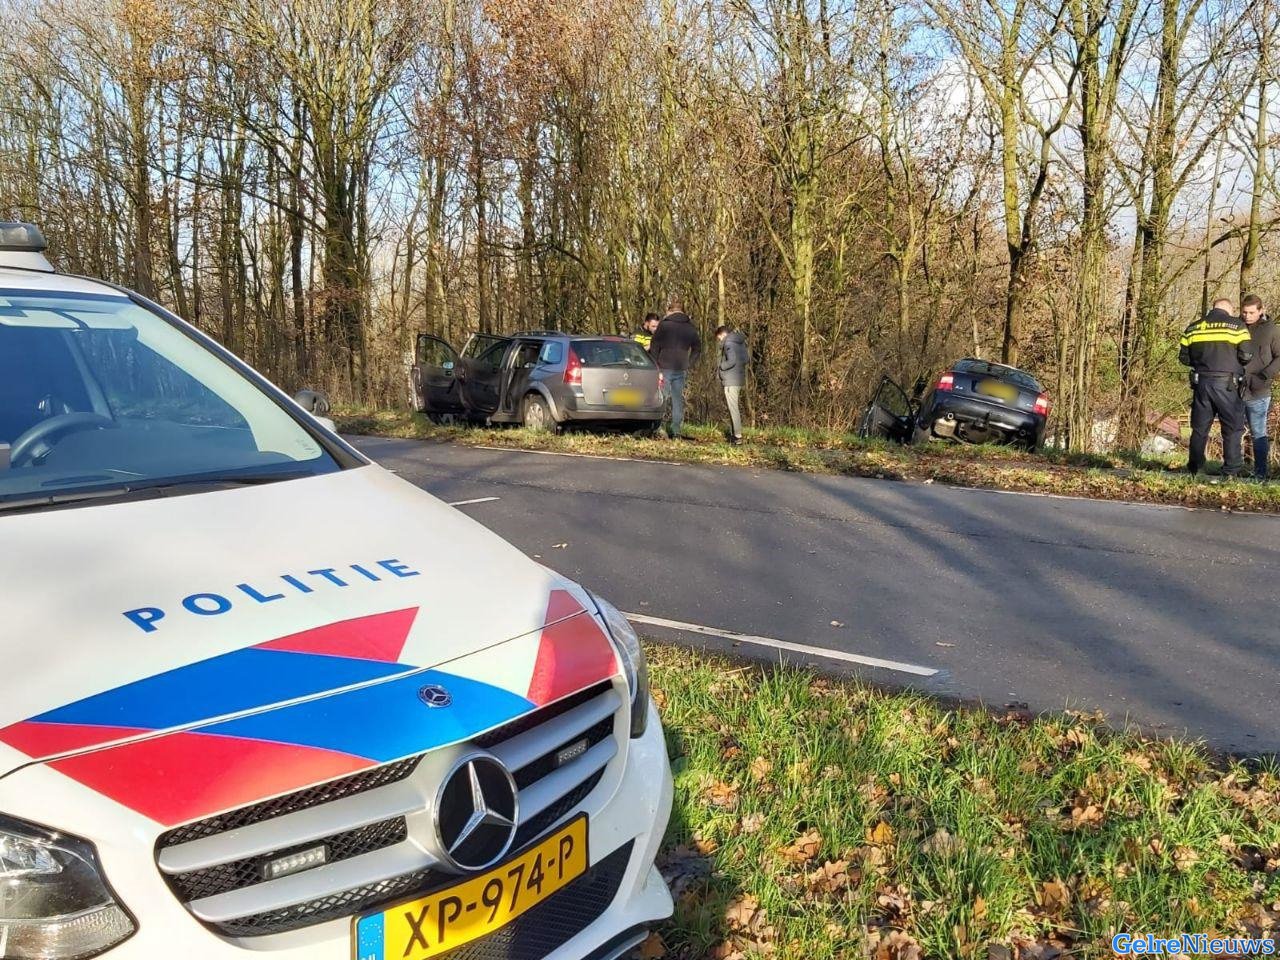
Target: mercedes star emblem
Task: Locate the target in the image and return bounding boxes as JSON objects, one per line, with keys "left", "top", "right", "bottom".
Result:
{"left": 434, "top": 755, "right": 519, "bottom": 871}
{"left": 417, "top": 683, "right": 453, "bottom": 708}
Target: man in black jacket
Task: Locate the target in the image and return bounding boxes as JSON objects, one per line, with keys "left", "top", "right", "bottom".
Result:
{"left": 1242, "top": 294, "right": 1279, "bottom": 478}
{"left": 1179, "top": 298, "right": 1253, "bottom": 476}
{"left": 650, "top": 297, "right": 702, "bottom": 438}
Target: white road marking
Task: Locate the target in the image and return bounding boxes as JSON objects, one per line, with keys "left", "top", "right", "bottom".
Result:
{"left": 624, "top": 612, "right": 939, "bottom": 677}
{"left": 447, "top": 497, "right": 502, "bottom": 507}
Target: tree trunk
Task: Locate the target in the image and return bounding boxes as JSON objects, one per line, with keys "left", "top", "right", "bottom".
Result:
{"left": 1240, "top": 8, "right": 1270, "bottom": 295}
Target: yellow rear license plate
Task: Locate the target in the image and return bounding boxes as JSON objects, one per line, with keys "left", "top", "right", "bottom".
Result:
{"left": 353, "top": 816, "right": 589, "bottom": 960}
{"left": 976, "top": 379, "right": 1017, "bottom": 402}
{"left": 609, "top": 388, "right": 645, "bottom": 407}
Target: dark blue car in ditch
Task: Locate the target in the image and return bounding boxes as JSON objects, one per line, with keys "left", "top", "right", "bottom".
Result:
{"left": 859, "top": 359, "right": 1051, "bottom": 451}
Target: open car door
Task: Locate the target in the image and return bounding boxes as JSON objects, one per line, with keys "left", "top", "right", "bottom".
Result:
{"left": 857, "top": 375, "right": 916, "bottom": 443}
{"left": 410, "top": 334, "right": 465, "bottom": 417}
{"left": 458, "top": 334, "right": 512, "bottom": 416}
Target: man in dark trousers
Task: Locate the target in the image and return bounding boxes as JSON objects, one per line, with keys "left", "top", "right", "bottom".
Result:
{"left": 650, "top": 297, "right": 701, "bottom": 438}
{"left": 1241, "top": 293, "right": 1279, "bottom": 478}
{"left": 1179, "top": 298, "right": 1253, "bottom": 476}
{"left": 715, "top": 324, "right": 749, "bottom": 444}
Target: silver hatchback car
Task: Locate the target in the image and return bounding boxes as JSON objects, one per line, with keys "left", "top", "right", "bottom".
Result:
{"left": 410, "top": 332, "right": 664, "bottom": 431}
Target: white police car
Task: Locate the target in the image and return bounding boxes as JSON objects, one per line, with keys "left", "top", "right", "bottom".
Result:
{"left": 0, "top": 223, "right": 673, "bottom": 960}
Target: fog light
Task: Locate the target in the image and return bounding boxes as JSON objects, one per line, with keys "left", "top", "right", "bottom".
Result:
{"left": 261, "top": 845, "right": 329, "bottom": 881}
{"left": 554, "top": 739, "right": 589, "bottom": 768}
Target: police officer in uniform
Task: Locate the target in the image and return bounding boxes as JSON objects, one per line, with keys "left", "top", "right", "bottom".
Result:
{"left": 1179, "top": 298, "right": 1253, "bottom": 476}
{"left": 633, "top": 312, "right": 659, "bottom": 352}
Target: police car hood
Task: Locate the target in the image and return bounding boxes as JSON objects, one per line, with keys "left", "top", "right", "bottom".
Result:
{"left": 0, "top": 465, "right": 620, "bottom": 822}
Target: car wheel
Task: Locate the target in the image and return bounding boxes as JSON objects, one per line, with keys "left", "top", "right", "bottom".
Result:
{"left": 522, "top": 394, "right": 556, "bottom": 432}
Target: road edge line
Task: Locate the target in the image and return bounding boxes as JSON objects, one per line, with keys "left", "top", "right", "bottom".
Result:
{"left": 625, "top": 612, "right": 938, "bottom": 677}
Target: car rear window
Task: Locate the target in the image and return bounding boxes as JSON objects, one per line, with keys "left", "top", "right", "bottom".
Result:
{"left": 572, "top": 339, "right": 655, "bottom": 368}
{"left": 953, "top": 359, "right": 1041, "bottom": 392}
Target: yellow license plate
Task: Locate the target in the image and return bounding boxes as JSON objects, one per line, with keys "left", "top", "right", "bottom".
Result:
{"left": 353, "top": 817, "right": 588, "bottom": 960}
{"left": 976, "top": 379, "right": 1017, "bottom": 403}
{"left": 609, "top": 388, "right": 645, "bottom": 407}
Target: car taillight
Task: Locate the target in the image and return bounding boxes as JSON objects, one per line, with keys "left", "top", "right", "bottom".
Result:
{"left": 1034, "top": 393, "right": 1051, "bottom": 416}
{"left": 564, "top": 347, "right": 582, "bottom": 386}
{"left": 658, "top": 372, "right": 665, "bottom": 388}
{"left": 936, "top": 373, "right": 955, "bottom": 391}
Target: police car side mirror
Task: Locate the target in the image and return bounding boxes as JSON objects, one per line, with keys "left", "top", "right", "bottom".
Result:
{"left": 293, "top": 388, "right": 331, "bottom": 416}
{"left": 293, "top": 388, "right": 335, "bottom": 433}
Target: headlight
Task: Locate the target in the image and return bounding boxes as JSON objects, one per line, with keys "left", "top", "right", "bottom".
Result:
{"left": 590, "top": 593, "right": 650, "bottom": 738}
{"left": 0, "top": 814, "right": 135, "bottom": 959}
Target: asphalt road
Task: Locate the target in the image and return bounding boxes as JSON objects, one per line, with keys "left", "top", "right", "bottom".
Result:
{"left": 350, "top": 435, "right": 1280, "bottom": 755}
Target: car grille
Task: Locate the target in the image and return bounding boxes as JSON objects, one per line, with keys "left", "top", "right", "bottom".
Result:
{"left": 155, "top": 681, "right": 622, "bottom": 938}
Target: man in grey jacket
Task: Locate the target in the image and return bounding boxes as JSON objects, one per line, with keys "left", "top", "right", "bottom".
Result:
{"left": 715, "top": 325, "right": 749, "bottom": 444}
{"left": 1243, "top": 293, "right": 1280, "bottom": 478}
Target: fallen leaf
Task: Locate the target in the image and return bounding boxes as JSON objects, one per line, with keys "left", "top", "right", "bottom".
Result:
{"left": 1174, "top": 846, "right": 1199, "bottom": 871}
{"left": 637, "top": 932, "right": 666, "bottom": 959}
{"left": 921, "top": 829, "right": 960, "bottom": 857}
{"left": 867, "top": 821, "right": 895, "bottom": 845}
{"left": 805, "top": 858, "right": 860, "bottom": 896}
{"left": 1069, "top": 803, "right": 1104, "bottom": 828}
{"left": 871, "top": 927, "right": 921, "bottom": 960}
{"left": 1038, "top": 879, "right": 1070, "bottom": 915}
{"left": 705, "top": 780, "right": 740, "bottom": 809}
{"left": 876, "top": 883, "right": 914, "bottom": 918}
{"left": 739, "top": 812, "right": 766, "bottom": 834}
{"left": 858, "top": 844, "right": 888, "bottom": 869}
{"left": 724, "top": 894, "right": 761, "bottom": 931}
{"left": 750, "top": 756, "right": 773, "bottom": 780}
{"left": 780, "top": 828, "right": 823, "bottom": 864}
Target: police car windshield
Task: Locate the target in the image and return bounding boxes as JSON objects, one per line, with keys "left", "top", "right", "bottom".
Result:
{"left": 0, "top": 288, "right": 341, "bottom": 508}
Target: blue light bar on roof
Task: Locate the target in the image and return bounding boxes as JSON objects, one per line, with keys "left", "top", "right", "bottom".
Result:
{"left": 0, "top": 222, "right": 48, "bottom": 252}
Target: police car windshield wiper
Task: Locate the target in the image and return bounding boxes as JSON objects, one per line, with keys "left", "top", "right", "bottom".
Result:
{"left": 0, "top": 485, "right": 141, "bottom": 514}
{"left": 0, "top": 470, "right": 315, "bottom": 515}
{"left": 126, "top": 469, "right": 317, "bottom": 493}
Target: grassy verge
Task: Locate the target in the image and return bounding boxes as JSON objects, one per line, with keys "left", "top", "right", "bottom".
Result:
{"left": 645, "top": 645, "right": 1280, "bottom": 960}
{"left": 334, "top": 408, "right": 1280, "bottom": 514}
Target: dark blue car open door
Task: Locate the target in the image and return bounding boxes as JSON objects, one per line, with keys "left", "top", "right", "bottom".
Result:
{"left": 858, "top": 375, "right": 916, "bottom": 443}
